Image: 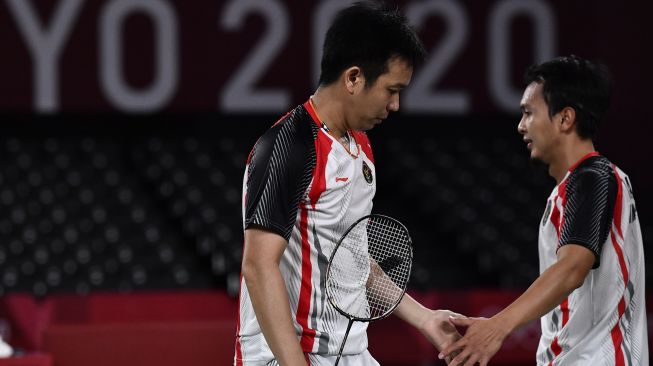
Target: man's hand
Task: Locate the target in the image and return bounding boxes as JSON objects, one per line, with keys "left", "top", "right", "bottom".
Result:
{"left": 439, "top": 316, "right": 508, "bottom": 366}
{"left": 392, "top": 294, "right": 465, "bottom": 365}
{"left": 416, "top": 309, "right": 464, "bottom": 365}
{"left": 419, "top": 309, "right": 463, "bottom": 351}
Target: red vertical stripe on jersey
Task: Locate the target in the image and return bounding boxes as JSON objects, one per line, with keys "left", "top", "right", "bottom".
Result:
{"left": 609, "top": 231, "right": 628, "bottom": 366}
{"left": 560, "top": 298, "right": 570, "bottom": 326}
{"left": 297, "top": 203, "right": 317, "bottom": 353}
{"left": 295, "top": 105, "right": 332, "bottom": 354}
{"left": 558, "top": 180, "right": 568, "bottom": 239}
{"left": 549, "top": 337, "right": 562, "bottom": 358}
{"left": 609, "top": 167, "right": 628, "bottom": 366}
{"left": 550, "top": 180, "right": 567, "bottom": 239}
{"left": 609, "top": 296, "right": 627, "bottom": 366}
{"left": 547, "top": 297, "right": 570, "bottom": 364}
{"left": 550, "top": 202, "right": 561, "bottom": 238}
{"left": 611, "top": 232, "right": 630, "bottom": 284}
{"left": 546, "top": 178, "right": 570, "bottom": 364}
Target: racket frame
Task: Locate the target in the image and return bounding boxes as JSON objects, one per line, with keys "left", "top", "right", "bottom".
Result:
{"left": 325, "top": 213, "right": 413, "bottom": 323}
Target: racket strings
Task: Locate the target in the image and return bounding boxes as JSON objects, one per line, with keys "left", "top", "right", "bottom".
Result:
{"left": 366, "top": 218, "right": 411, "bottom": 317}
{"left": 327, "top": 216, "right": 412, "bottom": 320}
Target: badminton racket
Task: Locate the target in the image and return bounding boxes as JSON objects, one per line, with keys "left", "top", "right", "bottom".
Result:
{"left": 325, "top": 214, "right": 413, "bottom": 365}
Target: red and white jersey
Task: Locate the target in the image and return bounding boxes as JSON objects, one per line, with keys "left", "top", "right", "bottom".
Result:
{"left": 536, "top": 152, "right": 648, "bottom": 365}
{"left": 235, "top": 100, "right": 377, "bottom": 365}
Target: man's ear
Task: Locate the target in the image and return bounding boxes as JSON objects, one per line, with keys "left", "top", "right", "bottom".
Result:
{"left": 558, "top": 107, "right": 577, "bottom": 133}
{"left": 344, "top": 67, "right": 364, "bottom": 94}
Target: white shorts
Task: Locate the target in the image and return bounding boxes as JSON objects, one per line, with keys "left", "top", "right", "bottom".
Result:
{"left": 265, "top": 350, "right": 379, "bottom": 366}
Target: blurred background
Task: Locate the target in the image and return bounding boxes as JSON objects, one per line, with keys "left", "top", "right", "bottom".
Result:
{"left": 0, "top": 0, "right": 650, "bottom": 365}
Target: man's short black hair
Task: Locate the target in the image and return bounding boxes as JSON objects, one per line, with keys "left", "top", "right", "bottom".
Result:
{"left": 318, "top": 0, "right": 426, "bottom": 88}
{"left": 525, "top": 55, "right": 612, "bottom": 139}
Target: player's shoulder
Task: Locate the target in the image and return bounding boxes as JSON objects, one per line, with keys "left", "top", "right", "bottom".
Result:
{"left": 273, "top": 103, "right": 312, "bottom": 128}
{"left": 574, "top": 155, "right": 613, "bottom": 175}
{"left": 257, "top": 104, "right": 317, "bottom": 146}
{"left": 569, "top": 155, "right": 616, "bottom": 189}
{"left": 247, "top": 104, "right": 318, "bottom": 166}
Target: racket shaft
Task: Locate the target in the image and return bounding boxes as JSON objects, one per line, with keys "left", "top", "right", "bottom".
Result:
{"left": 335, "top": 319, "right": 355, "bottom": 366}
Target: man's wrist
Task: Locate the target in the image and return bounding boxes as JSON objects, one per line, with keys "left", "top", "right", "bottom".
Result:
{"left": 491, "top": 312, "right": 516, "bottom": 339}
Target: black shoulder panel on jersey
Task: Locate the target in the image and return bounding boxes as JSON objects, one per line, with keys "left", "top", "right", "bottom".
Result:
{"left": 559, "top": 156, "right": 617, "bottom": 268}
{"left": 244, "top": 105, "right": 318, "bottom": 241}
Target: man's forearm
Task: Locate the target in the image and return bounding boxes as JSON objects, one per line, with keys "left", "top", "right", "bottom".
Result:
{"left": 243, "top": 257, "right": 307, "bottom": 365}
{"left": 394, "top": 293, "right": 429, "bottom": 328}
{"left": 493, "top": 252, "right": 591, "bottom": 334}
{"left": 439, "top": 246, "right": 595, "bottom": 364}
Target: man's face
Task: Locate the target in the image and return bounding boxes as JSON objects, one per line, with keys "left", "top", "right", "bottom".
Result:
{"left": 517, "top": 82, "right": 561, "bottom": 165}
{"left": 349, "top": 57, "right": 413, "bottom": 131}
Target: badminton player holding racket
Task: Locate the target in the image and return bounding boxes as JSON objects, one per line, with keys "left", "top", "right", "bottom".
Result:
{"left": 235, "top": 2, "right": 461, "bottom": 365}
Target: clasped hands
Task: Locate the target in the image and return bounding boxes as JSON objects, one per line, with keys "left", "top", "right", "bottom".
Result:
{"left": 437, "top": 314, "right": 509, "bottom": 366}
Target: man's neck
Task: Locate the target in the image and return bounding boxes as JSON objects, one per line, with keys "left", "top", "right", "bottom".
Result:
{"left": 549, "top": 139, "right": 596, "bottom": 184}
{"left": 310, "top": 87, "right": 348, "bottom": 139}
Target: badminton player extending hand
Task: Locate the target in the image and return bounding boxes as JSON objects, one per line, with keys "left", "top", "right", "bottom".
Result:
{"left": 235, "top": 2, "right": 460, "bottom": 365}
{"left": 440, "top": 56, "right": 648, "bottom": 366}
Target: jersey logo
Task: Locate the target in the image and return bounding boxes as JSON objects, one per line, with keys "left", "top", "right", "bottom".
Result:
{"left": 362, "top": 161, "right": 373, "bottom": 185}
{"left": 542, "top": 200, "right": 552, "bottom": 227}
{"left": 335, "top": 177, "right": 349, "bottom": 182}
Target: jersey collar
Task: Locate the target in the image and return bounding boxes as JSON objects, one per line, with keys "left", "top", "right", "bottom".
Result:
{"left": 568, "top": 151, "right": 600, "bottom": 173}
{"left": 304, "top": 98, "right": 322, "bottom": 128}
{"left": 304, "top": 98, "right": 360, "bottom": 158}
